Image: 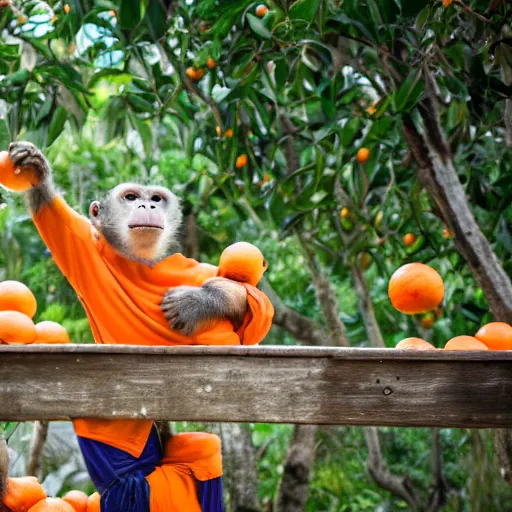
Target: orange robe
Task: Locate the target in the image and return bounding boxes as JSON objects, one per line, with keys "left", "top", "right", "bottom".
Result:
{"left": 32, "top": 196, "right": 274, "bottom": 509}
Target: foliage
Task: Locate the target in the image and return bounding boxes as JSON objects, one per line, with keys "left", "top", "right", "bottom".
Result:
{"left": 1, "top": 0, "right": 511, "bottom": 509}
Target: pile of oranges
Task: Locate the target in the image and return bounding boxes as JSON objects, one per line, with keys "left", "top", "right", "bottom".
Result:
{"left": 389, "top": 262, "right": 512, "bottom": 351}
{"left": 0, "top": 281, "right": 69, "bottom": 345}
{"left": 2, "top": 477, "right": 100, "bottom": 511}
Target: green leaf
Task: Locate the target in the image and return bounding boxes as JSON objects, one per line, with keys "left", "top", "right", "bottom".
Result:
{"left": 47, "top": 106, "right": 68, "bottom": 146}
{"left": 246, "top": 13, "right": 272, "bottom": 39}
{"left": 341, "top": 118, "right": 361, "bottom": 147}
{"left": 394, "top": 70, "right": 424, "bottom": 113}
{"left": 119, "top": 0, "right": 142, "bottom": 30}
{"left": 288, "top": 0, "right": 319, "bottom": 21}
{"left": 211, "top": 85, "right": 231, "bottom": 103}
{"left": 145, "top": 0, "right": 168, "bottom": 39}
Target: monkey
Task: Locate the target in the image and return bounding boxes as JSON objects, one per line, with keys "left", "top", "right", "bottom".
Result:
{"left": 0, "top": 141, "right": 274, "bottom": 512}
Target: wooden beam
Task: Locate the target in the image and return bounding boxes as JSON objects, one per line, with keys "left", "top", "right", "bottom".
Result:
{"left": 1, "top": 345, "right": 512, "bottom": 428}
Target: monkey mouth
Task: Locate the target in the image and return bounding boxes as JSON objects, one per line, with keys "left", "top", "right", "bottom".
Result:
{"left": 129, "top": 224, "right": 164, "bottom": 230}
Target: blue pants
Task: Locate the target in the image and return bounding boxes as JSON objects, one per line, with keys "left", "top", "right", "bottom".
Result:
{"left": 77, "top": 427, "right": 224, "bottom": 512}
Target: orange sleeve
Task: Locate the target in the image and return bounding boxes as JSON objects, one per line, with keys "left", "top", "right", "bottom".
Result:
{"left": 236, "top": 284, "right": 274, "bottom": 345}
{"left": 32, "top": 196, "right": 97, "bottom": 295}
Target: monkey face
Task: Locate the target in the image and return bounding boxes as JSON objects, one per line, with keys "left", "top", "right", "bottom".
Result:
{"left": 89, "top": 183, "right": 182, "bottom": 264}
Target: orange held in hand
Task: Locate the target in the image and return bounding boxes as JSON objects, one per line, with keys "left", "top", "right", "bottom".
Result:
{"left": 35, "top": 321, "right": 70, "bottom": 344}
{"left": 396, "top": 337, "right": 436, "bottom": 350}
{"left": 218, "top": 242, "right": 268, "bottom": 286}
{"left": 87, "top": 492, "right": 101, "bottom": 512}
{"left": 0, "top": 311, "right": 36, "bottom": 344}
{"left": 28, "top": 497, "right": 76, "bottom": 511}
{"left": 475, "top": 322, "right": 512, "bottom": 350}
{"left": 0, "top": 150, "right": 39, "bottom": 192}
{"left": 63, "top": 490, "right": 88, "bottom": 512}
{"left": 444, "top": 336, "right": 488, "bottom": 351}
{"left": 388, "top": 263, "right": 444, "bottom": 315}
{"left": 3, "top": 476, "right": 47, "bottom": 511}
{"left": 0, "top": 280, "right": 37, "bottom": 317}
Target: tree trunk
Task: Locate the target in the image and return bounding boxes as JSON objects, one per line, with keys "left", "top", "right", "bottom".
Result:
{"left": 220, "top": 423, "right": 260, "bottom": 512}
{"left": 350, "top": 265, "right": 385, "bottom": 348}
{"left": 274, "top": 425, "right": 317, "bottom": 512}
{"left": 26, "top": 421, "right": 49, "bottom": 479}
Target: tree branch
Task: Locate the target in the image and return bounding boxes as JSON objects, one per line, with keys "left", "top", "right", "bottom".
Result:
{"left": 26, "top": 421, "right": 48, "bottom": 478}
{"left": 364, "top": 427, "right": 421, "bottom": 510}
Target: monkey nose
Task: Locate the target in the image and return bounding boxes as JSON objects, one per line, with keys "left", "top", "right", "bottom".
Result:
{"left": 138, "top": 204, "right": 146, "bottom": 209}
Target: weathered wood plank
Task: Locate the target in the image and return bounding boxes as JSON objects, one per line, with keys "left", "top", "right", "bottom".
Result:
{"left": 1, "top": 345, "right": 511, "bottom": 427}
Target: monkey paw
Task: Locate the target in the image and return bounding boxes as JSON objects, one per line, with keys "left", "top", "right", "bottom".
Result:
{"left": 161, "top": 286, "right": 206, "bottom": 336}
{"left": 8, "top": 141, "right": 50, "bottom": 180}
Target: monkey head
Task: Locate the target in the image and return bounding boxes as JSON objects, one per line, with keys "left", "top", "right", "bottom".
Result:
{"left": 89, "top": 183, "right": 182, "bottom": 264}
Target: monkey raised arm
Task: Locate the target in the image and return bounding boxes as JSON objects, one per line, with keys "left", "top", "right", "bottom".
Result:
{"left": 7, "top": 141, "right": 55, "bottom": 214}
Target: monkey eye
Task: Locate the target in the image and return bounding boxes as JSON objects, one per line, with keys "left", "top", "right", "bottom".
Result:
{"left": 124, "top": 193, "right": 138, "bottom": 201}
{"left": 151, "top": 195, "right": 162, "bottom": 202}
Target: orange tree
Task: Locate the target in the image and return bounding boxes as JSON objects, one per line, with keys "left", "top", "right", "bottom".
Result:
{"left": 1, "top": 0, "right": 512, "bottom": 510}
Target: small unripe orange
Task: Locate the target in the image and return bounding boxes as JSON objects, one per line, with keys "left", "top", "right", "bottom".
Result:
{"left": 421, "top": 313, "right": 435, "bottom": 330}
{"left": 255, "top": 4, "right": 268, "bottom": 17}
{"left": 236, "top": 154, "right": 248, "bottom": 169}
{"left": 403, "top": 233, "right": 416, "bottom": 247}
{"left": 225, "top": 128, "right": 233, "bottom": 138}
{"left": 207, "top": 57, "right": 216, "bottom": 69}
{"left": 356, "top": 147, "right": 370, "bottom": 163}
{"left": 186, "top": 67, "right": 205, "bottom": 81}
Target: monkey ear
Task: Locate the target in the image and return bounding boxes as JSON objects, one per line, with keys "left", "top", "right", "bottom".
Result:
{"left": 89, "top": 201, "right": 100, "bottom": 226}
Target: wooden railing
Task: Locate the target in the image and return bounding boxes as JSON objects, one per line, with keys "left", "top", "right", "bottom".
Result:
{"left": 1, "top": 345, "right": 511, "bottom": 428}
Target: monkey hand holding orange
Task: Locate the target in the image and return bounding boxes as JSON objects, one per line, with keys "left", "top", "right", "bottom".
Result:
{"left": 0, "top": 141, "right": 274, "bottom": 512}
{"left": 161, "top": 241, "right": 268, "bottom": 336}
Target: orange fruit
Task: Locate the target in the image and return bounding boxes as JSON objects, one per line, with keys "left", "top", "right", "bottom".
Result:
{"left": 475, "top": 322, "right": 512, "bottom": 350}
{"left": 185, "top": 67, "right": 205, "bottom": 81}
{"left": 0, "top": 311, "right": 36, "bottom": 344}
{"left": 0, "top": 280, "right": 37, "bottom": 317}
{"left": 255, "top": 4, "right": 268, "bottom": 17}
{"left": 340, "top": 207, "right": 349, "bottom": 219}
{"left": 3, "top": 476, "right": 47, "bottom": 511}
{"left": 388, "top": 263, "right": 444, "bottom": 315}
{"left": 35, "top": 321, "right": 70, "bottom": 344}
{"left": 87, "top": 493, "right": 101, "bottom": 512}
{"left": 218, "top": 242, "right": 268, "bottom": 286}
{"left": 444, "top": 336, "right": 488, "bottom": 351}
{"left": 207, "top": 57, "right": 216, "bottom": 69}
{"left": 216, "top": 126, "right": 222, "bottom": 137}
{"left": 63, "top": 3, "right": 70, "bottom": 13}
{"left": 443, "top": 0, "right": 452, "bottom": 7}
{"left": 28, "top": 498, "right": 76, "bottom": 511}
{"left": 0, "top": 151, "right": 40, "bottom": 192}
{"left": 235, "top": 154, "right": 248, "bottom": 169}
{"left": 421, "top": 313, "right": 435, "bottom": 329}
{"left": 356, "top": 147, "right": 370, "bottom": 164}
{"left": 225, "top": 129, "right": 233, "bottom": 138}
{"left": 396, "top": 337, "right": 436, "bottom": 350}
{"left": 402, "top": 233, "right": 416, "bottom": 247}
{"left": 63, "top": 490, "right": 89, "bottom": 512}
{"left": 442, "top": 228, "right": 451, "bottom": 239}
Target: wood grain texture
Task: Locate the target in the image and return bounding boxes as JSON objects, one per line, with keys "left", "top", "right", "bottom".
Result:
{"left": 1, "top": 345, "right": 512, "bottom": 427}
